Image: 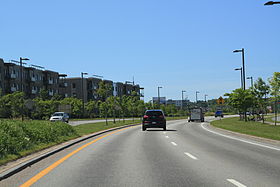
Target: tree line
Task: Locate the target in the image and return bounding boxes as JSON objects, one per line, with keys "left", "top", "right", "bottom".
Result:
{"left": 0, "top": 81, "right": 184, "bottom": 121}
{"left": 225, "top": 72, "right": 280, "bottom": 122}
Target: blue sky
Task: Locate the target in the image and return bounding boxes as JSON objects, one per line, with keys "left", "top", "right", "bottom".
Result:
{"left": 1, "top": 0, "right": 279, "bottom": 102}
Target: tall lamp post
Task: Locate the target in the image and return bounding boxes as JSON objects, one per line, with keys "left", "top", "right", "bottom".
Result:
{"left": 235, "top": 67, "right": 243, "bottom": 89}
{"left": 204, "top": 94, "right": 208, "bottom": 102}
{"left": 158, "top": 86, "right": 162, "bottom": 105}
{"left": 81, "top": 72, "right": 88, "bottom": 118}
{"left": 264, "top": 1, "right": 280, "bottom": 5}
{"left": 11, "top": 57, "right": 29, "bottom": 121}
{"left": 233, "top": 48, "right": 246, "bottom": 90}
{"left": 247, "top": 76, "right": 253, "bottom": 89}
{"left": 196, "top": 91, "right": 200, "bottom": 103}
{"left": 181, "top": 90, "right": 186, "bottom": 110}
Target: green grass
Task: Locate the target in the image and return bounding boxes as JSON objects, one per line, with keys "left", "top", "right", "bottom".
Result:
{"left": 264, "top": 114, "right": 280, "bottom": 124}
{"left": 211, "top": 117, "right": 280, "bottom": 141}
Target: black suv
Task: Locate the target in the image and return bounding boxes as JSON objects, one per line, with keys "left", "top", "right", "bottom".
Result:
{"left": 142, "top": 109, "right": 166, "bottom": 131}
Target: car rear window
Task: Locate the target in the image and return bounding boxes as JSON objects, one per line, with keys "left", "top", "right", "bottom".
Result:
{"left": 145, "top": 111, "right": 163, "bottom": 116}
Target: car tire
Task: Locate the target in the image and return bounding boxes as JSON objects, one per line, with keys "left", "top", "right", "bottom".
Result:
{"left": 163, "top": 126, "right": 166, "bottom": 131}
{"left": 142, "top": 126, "right": 146, "bottom": 131}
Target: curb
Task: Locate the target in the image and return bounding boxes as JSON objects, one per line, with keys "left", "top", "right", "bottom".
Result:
{"left": 0, "top": 123, "right": 140, "bottom": 181}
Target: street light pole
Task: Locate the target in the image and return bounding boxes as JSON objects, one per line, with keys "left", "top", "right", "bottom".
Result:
{"left": 181, "top": 90, "right": 186, "bottom": 110}
{"left": 196, "top": 91, "right": 200, "bottom": 103}
{"left": 81, "top": 72, "right": 88, "bottom": 118}
{"left": 204, "top": 94, "right": 208, "bottom": 102}
{"left": 12, "top": 58, "right": 29, "bottom": 121}
{"left": 233, "top": 48, "right": 246, "bottom": 90}
{"left": 235, "top": 67, "right": 243, "bottom": 89}
{"left": 247, "top": 76, "right": 253, "bottom": 89}
{"left": 158, "top": 86, "right": 162, "bottom": 105}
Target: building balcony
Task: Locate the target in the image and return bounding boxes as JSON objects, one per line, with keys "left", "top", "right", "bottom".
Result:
{"left": 11, "top": 87, "right": 17, "bottom": 92}
{"left": 10, "top": 74, "right": 16, "bottom": 79}
{"left": 48, "top": 80, "right": 54, "bottom": 84}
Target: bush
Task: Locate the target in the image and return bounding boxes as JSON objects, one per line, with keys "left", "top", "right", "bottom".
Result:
{"left": 0, "top": 120, "right": 77, "bottom": 159}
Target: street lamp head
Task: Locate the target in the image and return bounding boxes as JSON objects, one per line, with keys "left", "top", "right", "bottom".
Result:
{"left": 264, "top": 1, "right": 280, "bottom": 5}
{"left": 234, "top": 68, "right": 242, "bottom": 71}
{"left": 233, "top": 49, "right": 242, "bottom": 53}
{"left": 20, "top": 57, "right": 30, "bottom": 61}
{"left": 247, "top": 76, "right": 252, "bottom": 79}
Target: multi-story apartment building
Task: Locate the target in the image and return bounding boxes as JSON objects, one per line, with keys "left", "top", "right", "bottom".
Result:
{"left": 0, "top": 57, "right": 144, "bottom": 101}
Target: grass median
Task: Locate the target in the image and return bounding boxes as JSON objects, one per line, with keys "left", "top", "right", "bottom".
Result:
{"left": 211, "top": 117, "right": 280, "bottom": 141}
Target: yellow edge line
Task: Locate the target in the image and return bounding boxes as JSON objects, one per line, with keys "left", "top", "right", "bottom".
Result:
{"left": 20, "top": 127, "right": 131, "bottom": 187}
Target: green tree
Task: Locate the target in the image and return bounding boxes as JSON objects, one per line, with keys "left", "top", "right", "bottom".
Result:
{"left": 0, "top": 92, "right": 25, "bottom": 118}
{"left": 225, "top": 88, "right": 255, "bottom": 121}
{"left": 85, "top": 100, "right": 99, "bottom": 118}
{"left": 269, "top": 72, "right": 280, "bottom": 125}
{"left": 253, "top": 77, "right": 270, "bottom": 123}
{"left": 60, "top": 97, "right": 83, "bottom": 118}
{"left": 99, "top": 100, "right": 109, "bottom": 125}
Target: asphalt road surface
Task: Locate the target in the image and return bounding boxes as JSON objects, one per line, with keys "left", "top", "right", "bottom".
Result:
{"left": 1, "top": 117, "right": 280, "bottom": 187}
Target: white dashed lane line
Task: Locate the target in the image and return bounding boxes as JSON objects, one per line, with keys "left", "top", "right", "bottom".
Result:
{"left": 227, "top": 179, "right": 247, "bottom": 187}
{"left": 165, "top": 136, "right": 169, "bottom": 138}
{"left": 184, "top": 152, "right": 198, "bottom": 160}
{"left": 171, "top": 142, "right": 177, "bottom": 146}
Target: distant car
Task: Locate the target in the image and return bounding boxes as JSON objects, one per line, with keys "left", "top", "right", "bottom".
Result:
{"left": 215, "top": 110, "right": 224, "bottom": 118}
{"left": 142, "top": 109, "right": 166, "bottom": 131}
{"left": 50, "top": 112, "right": 69, "bottom": 123}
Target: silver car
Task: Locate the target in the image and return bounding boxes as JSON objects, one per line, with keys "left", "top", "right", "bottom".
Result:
{"left": 50, "top": 112, "right": 69, "bottom": 123}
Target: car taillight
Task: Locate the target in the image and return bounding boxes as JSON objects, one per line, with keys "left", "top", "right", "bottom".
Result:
{"left": 143, "top": 115, "right": 149, "bottom": 119}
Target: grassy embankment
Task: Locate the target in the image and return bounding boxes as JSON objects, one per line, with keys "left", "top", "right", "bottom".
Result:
{"left": 211, "top": 117, "right": 280, "bottom": 141}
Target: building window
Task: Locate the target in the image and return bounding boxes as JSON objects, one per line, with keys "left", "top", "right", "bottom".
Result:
{"left": 72, "top": 83, "right": 76, "bottom": 88}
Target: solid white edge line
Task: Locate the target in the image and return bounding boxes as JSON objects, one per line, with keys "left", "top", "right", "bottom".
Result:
{"left": 201, "top": 123, "right": 280, "bottom": 151}
{"left": 227, "top": 179, "right": 247, "bottom": 187}
{"left": 171, "top": 142, "right": 177, "bottom": 146}
{"left": 184, "top": 152, "right": 198, "bottom": 160}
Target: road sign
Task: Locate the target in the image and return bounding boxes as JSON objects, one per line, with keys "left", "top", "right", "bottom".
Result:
{"left": 217, "top": 97, "right": 225, "bottom": 105}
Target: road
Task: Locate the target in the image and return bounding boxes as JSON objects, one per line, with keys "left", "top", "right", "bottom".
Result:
{"left": 1, "top": 118, "right": 280, "bottom": 186}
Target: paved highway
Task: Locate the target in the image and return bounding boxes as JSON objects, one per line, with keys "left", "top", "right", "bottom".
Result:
{"left": 1, "top": 118, "right": 280, "bottom": 186}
